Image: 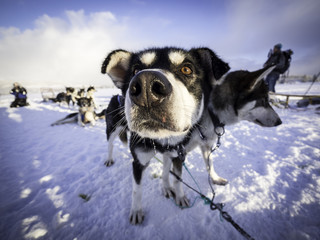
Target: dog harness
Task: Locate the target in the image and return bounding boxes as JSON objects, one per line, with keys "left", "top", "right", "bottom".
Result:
{"left": 117, "top": 95, "right": 124, "bottom": 107}
{"left": 81, "top": 113, "right": 85, "bottom": 122}
{"left": 131, "top": 126, "right": 198, "bottom": 162}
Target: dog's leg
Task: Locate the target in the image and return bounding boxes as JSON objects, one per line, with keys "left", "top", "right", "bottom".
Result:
{"left": 129, "top": 148, "right": 154, "bottom": 225}
{"left": 51, "top": 117, "right": 67, "bottom": 126}
{"left": 201, "top": 144, "right": 228, "bottom": 185}
{"left": 104, "top": 127, "right": 122, "bottom": 167}
{"left": 51, "top": 113, "right": 78, "bottom": 126}
{"left": 90, "top": 117, "right": 96, "bottom": 127}
{"left": 172, "top": 157, "right": 189, "bottom": 207}
{"left": 77, "top": 114, "right": 85, "bottom": 127}
{"left": 161, "top": 153, "right": 174, "bottom": 198}
{"left": 105, "top": 138, "right": 115, "bottom": 166}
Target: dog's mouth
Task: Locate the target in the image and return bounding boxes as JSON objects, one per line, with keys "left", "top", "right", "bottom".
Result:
{"left": 254, "top": 118, "right": 282, "bottom": 127}
{"left": 129, "top": 110, "right": 191, "bottom": 139}
{"left": 254, "top": 119, "right": 264, "bottom": 126}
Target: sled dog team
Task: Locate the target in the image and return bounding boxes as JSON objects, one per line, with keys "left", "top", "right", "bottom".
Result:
{"left": 101, "top": 47, "right": 282, "bottom": 224}
{"left": 50, "top": 86, "right": 108, "bottom": 127}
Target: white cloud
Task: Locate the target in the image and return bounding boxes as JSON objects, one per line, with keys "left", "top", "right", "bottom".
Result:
{"left": 1, "top": 3, "right": 319, "bottom": 92}
{"left": 0, "top": 10, "right": 129, "bottom": 89}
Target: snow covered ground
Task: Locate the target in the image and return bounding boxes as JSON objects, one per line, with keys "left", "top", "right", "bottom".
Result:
{"left": 0, "top": 82, "right": 319, "bottom": 240}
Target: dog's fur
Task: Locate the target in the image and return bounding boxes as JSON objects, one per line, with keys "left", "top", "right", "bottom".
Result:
{"left": 102, "top": 47, "right": 230, "bottom": 224}
{"left": 51, "top": 97, "right": 105, "bottom": 126}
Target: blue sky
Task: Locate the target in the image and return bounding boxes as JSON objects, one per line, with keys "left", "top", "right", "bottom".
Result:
{"left": 0, "top": 0, "right": 320, "bottom": 87}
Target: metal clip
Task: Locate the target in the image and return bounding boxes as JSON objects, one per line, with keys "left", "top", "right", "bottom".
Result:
{"left": 177, "top": 144, "right": 186, "bottom": 162}
{"left": 214, "top": 125, "right": 225, "bottom": 137}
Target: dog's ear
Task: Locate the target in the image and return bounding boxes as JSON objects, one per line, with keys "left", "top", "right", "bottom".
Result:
{"left": 101, "top": 49, "right": 132, "bottom": 89}
{"left": 192, "top": 48, "right": 230, "bottom": 81}
{"left": 248, "top": 65, "right": 276, "bottom": 91}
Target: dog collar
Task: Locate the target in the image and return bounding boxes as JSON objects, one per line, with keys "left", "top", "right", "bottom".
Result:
{"left": 131, "top": 127, "right": 195, "bottom": 161}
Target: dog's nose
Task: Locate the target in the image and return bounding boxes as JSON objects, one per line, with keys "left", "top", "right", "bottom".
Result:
{"left": 275, "top": 118, "right": 282, "bottom": 126}
{"left": 129, "top": 71, "right": 172, "bottom": 107}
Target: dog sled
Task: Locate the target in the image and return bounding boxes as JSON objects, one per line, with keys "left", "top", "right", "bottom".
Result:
{"left": 269, "top": 92, "right": 320, "bottom": 108}
{"left": 40, "top": 88, "right": 55, "bottom": 102}
{"left": 270, "top": 72, "right": 320, "bottom": 108}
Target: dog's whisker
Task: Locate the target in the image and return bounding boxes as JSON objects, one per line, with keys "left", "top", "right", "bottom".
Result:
{"left": 114, "top": 117, "right": 126, "bottom": 129}
{"left": 130, "top": 132, "right": 140, "bottom": 147}
{"left": 113, "top": 108, "right": 125, "bottom": 118}
{"left": 105, "top": 106, "right": 125, "bottom": 116}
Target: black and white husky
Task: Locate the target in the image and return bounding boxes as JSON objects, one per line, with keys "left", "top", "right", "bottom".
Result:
{"left": 51, "top": 97, "right": 105, "bottom": 127}
{"left": 101, "top": 47, "right": 230, "bottom": 224}
{"left": 201, "top": 66, "right": 282, "bottom": 185}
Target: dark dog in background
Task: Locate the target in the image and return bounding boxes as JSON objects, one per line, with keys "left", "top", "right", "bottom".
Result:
{"left": 50, "top": 87, "right": 75, "bottom": 106}
{"left": 77, "top": 88, "right": 85, "bottom": 98}
{"left": 198, "top": 66, "right": 283, "bottom": 185}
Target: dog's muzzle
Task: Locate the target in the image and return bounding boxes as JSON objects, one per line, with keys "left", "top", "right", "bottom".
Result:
{"left": 129, "top": 70, "right": 172, "bottom": 108}
{"left": 126, "top": 70, "right": 193, "bottom": 138}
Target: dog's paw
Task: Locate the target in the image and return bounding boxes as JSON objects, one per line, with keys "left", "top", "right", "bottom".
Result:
{"left": 211, "top": 177, "right": 228, "bottom": 186}
{"left": 175, "top": 195, "right": 190, "bottom": 208}
{"left": 162, "top": 186, "right": 175, "bottom": 199}
{"left": 129, "top": 209, "right": 144, "bottom": 225}
{"left": 104, "top": 159, "right": 114, "bottom": 167}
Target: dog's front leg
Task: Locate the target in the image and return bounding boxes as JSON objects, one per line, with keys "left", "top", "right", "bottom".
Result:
{"left": 161, "top": 153, "right": 174, "bottom": 198}
{"left": 105, "top": 123, "right": 123, "bottom": 167}
{"left": 201, "top": 144, "right": 228, "bottom": 185}
{"left": 129, "top": 148, "right": 154, "bottom": 225}
{"left": 172, "top": 157, "right": 189, "bottom": 207}
{"left": 77, "top": 114, "right": 85, "bottom": 127}
{"left": 90, "top": 118, "right": 96, "bottom": 127}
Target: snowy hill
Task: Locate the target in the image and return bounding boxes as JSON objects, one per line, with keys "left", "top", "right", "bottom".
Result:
{"left": 0, "top": 83, "right": 319, "bottom": 240}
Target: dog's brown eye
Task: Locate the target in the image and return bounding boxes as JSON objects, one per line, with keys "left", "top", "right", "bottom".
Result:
{"left": 181, "top": 66, "right": 192, "bottom": 75}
